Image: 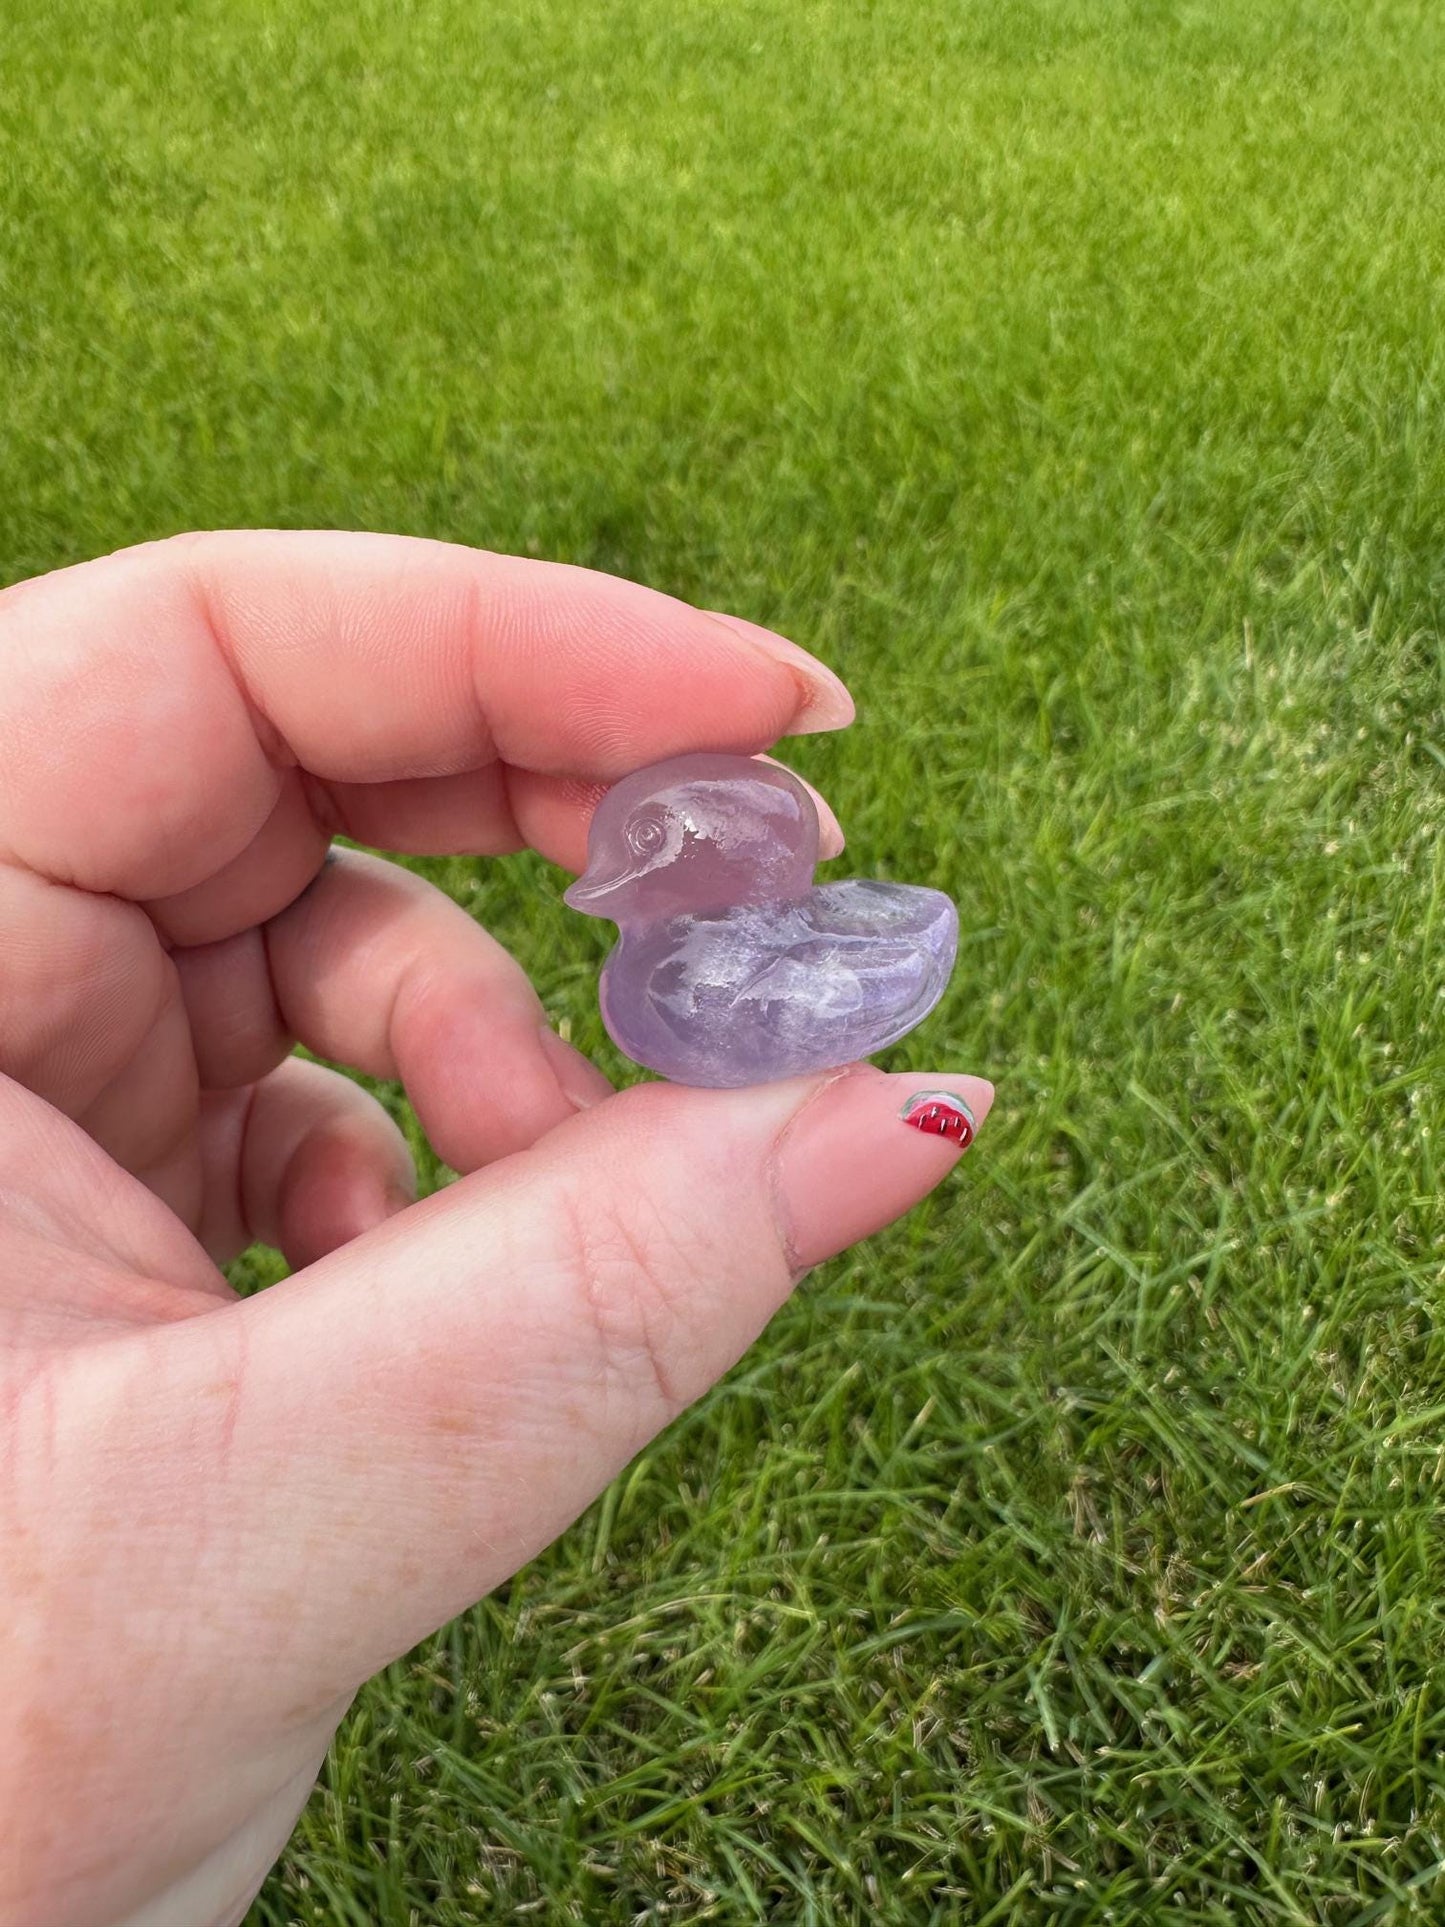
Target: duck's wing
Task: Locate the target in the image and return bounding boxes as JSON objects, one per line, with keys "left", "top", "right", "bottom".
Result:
{"left": 727, "top": 881, "right": 958, "bottom": 1052}
{"left": 803, "top": 879, "right": 959, "bottom": 948}
{"left": 604, "top": 882, "right": 957, "bottom": 1086}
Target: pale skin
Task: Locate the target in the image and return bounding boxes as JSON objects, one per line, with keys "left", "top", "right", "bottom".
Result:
{"left": 0, "top": 532, "right": 994, "bottom": 1927}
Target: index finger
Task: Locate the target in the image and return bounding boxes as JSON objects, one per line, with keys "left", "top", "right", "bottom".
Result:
{"left": 0, "top": 530, "right": 853, "bottom": 899}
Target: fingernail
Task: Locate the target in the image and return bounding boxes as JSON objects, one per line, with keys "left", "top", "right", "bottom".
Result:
{"left": 754, "top": 753, "right": 845, "bottom": 857}
{"left": 539, "top": 1024, "right": 614, "bottom": 1111}
{"left": 809, "top": 786, "right": 845, "bottom": 859}
{"left": 772, "top": 1069, "right": 994, "bottom": 1272}
{"left": 900, "top": 1090, "right": 978, "bottom": 1148}
{"left": 354, "top": 1174, "right": 415, "bottom": 1238}
{"left": 704, "top": 610, "right": 856, "bottom": 735}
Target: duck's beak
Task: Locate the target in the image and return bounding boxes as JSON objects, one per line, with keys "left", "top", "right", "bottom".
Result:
{"left": 563, "top": 859, "right": 636, "bottom": 914}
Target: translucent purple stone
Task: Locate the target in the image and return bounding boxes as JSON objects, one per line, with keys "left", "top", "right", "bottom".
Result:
{"left": 564, "top": 752, "right": 958, "bottom": 1088}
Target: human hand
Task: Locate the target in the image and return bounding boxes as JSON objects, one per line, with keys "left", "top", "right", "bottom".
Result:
{"left": 0, "top": 532, "right": 993, "bottom": 1927}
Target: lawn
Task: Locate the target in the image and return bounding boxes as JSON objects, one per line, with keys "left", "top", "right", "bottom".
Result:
{"left": 4, "top": 0, "right": 1445, "bottom": 1919}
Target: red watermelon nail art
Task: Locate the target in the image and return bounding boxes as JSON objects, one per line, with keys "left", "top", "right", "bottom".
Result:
{"left": 900, "top": 1091, "right": 976, "bottom": 1148}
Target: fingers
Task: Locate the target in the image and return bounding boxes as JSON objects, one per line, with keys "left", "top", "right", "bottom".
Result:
{"left": 150, "top": 1065, "right": 994, "bottom": 1703}
{"left": 145, "top": 767, "right": 333, "bottom": 949}
{"left": 329, "top": 752, "right": 846, "bottom": 872}
{"left": 175, "top": 848, "right": 612, "bottom": 1173}
{"left": 147, "top": 750, "right": 840, "bottom": 952}
{"left": 0, "top": 532, "right": 852, "bottom": 905}
{"left": 0, "top": 535, "right": 851, "bottom": 1192}
{"left": 0, "top": 859, "right": 207, "bottom": 1215}
{"left": 0, "top": 1072, "right": 223, "bottom": 1308}
{"left": 195, "top": 1055, "right": 417, "bottom": 1269}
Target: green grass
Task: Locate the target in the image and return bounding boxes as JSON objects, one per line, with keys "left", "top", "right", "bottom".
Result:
{"left": 5, "top": 0, "right": 1445, "bottom": 1918}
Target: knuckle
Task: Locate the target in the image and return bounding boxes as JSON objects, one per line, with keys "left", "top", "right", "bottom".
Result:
{"left": 558, "top": 1183, "right": 703, "bottom": 1425}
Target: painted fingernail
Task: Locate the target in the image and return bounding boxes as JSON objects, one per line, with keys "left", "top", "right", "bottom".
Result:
{"left": 773, "top": 1068, "right": 994, "bottom": 1273}
{"left": 538, "top": 1025, "right": 614, "bottom": 1111}
{"left": 900, "top": 1090, "right": 977, "bottom": 1148}
{"left": 704, "top": 610, "right": 856, "bottom": 734}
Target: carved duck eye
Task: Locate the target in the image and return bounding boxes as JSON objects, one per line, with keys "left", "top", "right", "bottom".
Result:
{"left": 627, "top": 813, "right": 667, "bottom": 858}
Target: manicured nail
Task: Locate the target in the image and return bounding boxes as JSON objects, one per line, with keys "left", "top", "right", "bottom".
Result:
{"left": 900, "top": 1090, "right": 976, "bottom": 1148}
{"left": 772, "top": 1068, "right": 994, "bottom": 1273}
{"left": 755, "top": 753, "right": 845, "bottom": 857}
{"left": 538, "top": 1024, "right": 613, "bottom": 1111}
{"left": 704, "top": 610, "right": 856, "bottom": 735}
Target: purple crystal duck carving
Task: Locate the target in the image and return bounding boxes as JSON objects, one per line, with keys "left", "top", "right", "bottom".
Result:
{"left": 564, "top": 752, "right": 958, "bottom": 1088}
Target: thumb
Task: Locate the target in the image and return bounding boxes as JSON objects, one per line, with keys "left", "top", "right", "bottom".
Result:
{"left": 149, "top": 1065, "right": 992, "bottom": 1701}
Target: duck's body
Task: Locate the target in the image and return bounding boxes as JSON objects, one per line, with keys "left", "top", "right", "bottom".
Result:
{"left": 564, "top": 751, "right": 958, "bottom": 1088}
{"left": 599, "top": 880, "right": 958, "bottom": 1088}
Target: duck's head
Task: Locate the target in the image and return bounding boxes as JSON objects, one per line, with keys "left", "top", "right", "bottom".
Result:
{"left": 564, "top": 751, "right": 819, "bottom": 924}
